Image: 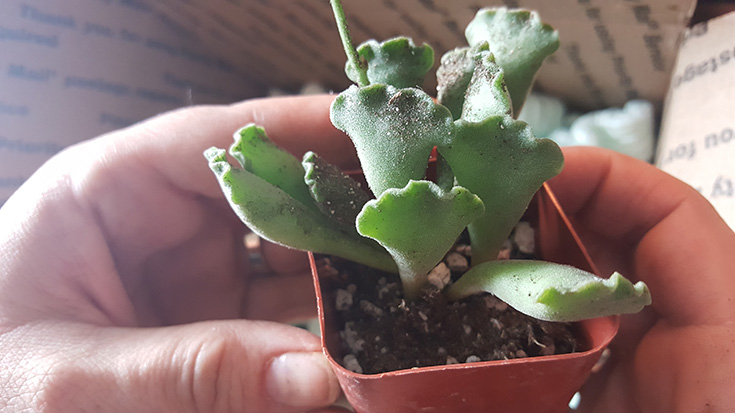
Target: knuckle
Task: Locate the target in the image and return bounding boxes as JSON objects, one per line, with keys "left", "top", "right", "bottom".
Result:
{"left": 185, "top": 327, "right": 251, "bottom": 413}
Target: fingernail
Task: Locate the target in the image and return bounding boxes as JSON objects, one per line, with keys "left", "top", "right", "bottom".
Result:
{"left": 266, "top": 352, "right": 340, "bottom": 408}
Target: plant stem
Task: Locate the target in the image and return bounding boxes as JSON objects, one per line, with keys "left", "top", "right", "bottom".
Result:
{"left": 330, "top": 0, "right": 370, "bottom": 87}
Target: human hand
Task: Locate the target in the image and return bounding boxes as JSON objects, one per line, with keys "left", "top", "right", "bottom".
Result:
{"left": 0, "top": 95, "right": 358, "bottom": 412}
{"left": 548, "top": 147, "right": 735, "bottom": 412}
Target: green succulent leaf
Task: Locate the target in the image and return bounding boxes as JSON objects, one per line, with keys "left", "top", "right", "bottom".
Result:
{"left": 435, "top": 152, "right": 455, "bottom": 193}
{"left": 465, "top": 7, "right": 559, "bottom": 114}
{"left": 302, "top": 151, "right": 372, "bottom": 227}
{"left": 330, "top": 84, "right": 454, "bottom": 196}
{"left": 229, "top": 124, "right": 317, "bottom": 212}
{"left": 447, "top": 260, "right": 652, "bottom": 322}
{"left": 436, "top": 46, "right": 478, "bottom": 119}
{"left": 438, "top": 116, "right": 563, "bottom": 264}
{"left": 204, "top": 148, "right": 396, "bottom": 273}
{"left": 346, "top": 37, "right": 435, "bottom": 88}
{"left": 356, "top": 180, "right": 484, "bottom": 300}
{"left": 460, "top": 51, "right": 512, "bottom": 122}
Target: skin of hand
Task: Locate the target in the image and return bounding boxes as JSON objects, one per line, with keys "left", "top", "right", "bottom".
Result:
{"left": 548, "top": 146, "right": 735, "bottom": 412}
{"left": 0, "top": 95, "right": 357, "bottom": 412}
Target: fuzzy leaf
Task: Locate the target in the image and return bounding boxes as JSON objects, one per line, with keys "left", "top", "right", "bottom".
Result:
{"left": 331, "top": 84, "right": 453, "bottom": 196}
{"left": 465, "top": 8, "right": 559, "bottom": 114}
{"left": 447, "top": 260, "right": 652, "bottom": 322}
{"left": 356, "top": 180, "right": 484, "bottom": 299}
{"left": 436, "top": 46, "right": 481, "bottom": 119}
{"left": 438, "top": 116, "right": 563, "bottom": 264}
{"left": 229, "top": 124, "right": 316, "bottom": 212}
{"left": 204, "top": 148, "right": 397, "bottom": 273}
{"left": 302, "top": 151, "right": 372, "bottom": 227}
{"left": 435, "top": 152, "right": 455, "bottom": 193}
{"left": 460, "top": 51, "right": 512, "bottom": 121}
{"left": 346, "top": 37, "right": 434, "bottom": 88}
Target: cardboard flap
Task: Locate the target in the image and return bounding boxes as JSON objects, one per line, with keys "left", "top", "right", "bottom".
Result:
{"left": 656, "top": 10, "right": 735, "bottom": 229}
{"left": 161, "top": 0, "right": 695, "bottom": 109}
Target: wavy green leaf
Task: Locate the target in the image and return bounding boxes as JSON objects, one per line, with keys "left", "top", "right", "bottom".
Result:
{"left": 229, "top": 124, "right": 317, "bottom": 212}
{"left": 204, "top": 148, "right": 396, "bottom": 273}
{"left": 346, "top": 37, "right": 434, "bottom": 88}
{"left": 447, "top": 260, "right": 652, "bottom": 322}
{"left": 460, "top": 51, "right": 512, "bottom": 122}
{"left": 330, "top": 84, "right": 453, "bottom": 196}
{"left": 465, "top": 8, "right": 559, "bottom": 114}
{"left": 438, "top": 116, "right": 563, "bottom": 264}
{"left": 435, "top": 152, "right": 455, "bottom": 193}
{"left": 302, "top": 151, "right": 372, "bottom": 227}
{"left": 436, "top": 46, "right": 480, "bottom": 119}
{"left": 356, "top": 180, "right": 484, "bottom": 299}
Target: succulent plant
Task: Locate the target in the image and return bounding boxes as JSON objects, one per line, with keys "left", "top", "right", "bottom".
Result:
{"left": 205, "top": 0, "right": 650, "bottom": 321}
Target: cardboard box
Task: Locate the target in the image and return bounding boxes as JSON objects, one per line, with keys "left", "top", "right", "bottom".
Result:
{"left": 656, "top": 10, "right": 735, "bottom": 229}
{"left": 163, "top": 0, "right": 695, "bottom": 110}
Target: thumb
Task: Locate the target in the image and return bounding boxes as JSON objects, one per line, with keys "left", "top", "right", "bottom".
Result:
{"left": 6, "top": 320, "right": 340, "bottom": 412}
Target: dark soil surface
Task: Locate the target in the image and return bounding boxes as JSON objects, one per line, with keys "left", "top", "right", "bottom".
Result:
{"left": 317, "top": 234, "right": 582, "bottom": 375}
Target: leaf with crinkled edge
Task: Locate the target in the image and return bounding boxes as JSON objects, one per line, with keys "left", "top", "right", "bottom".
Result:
{"left": 356, "top": 180, "right": 484, "bottom": 300}
{"left": 438, "top": 116, "right": 563, "bottom": 264}
{"left": 346, "top": 37, "right": 434, "bottom": 88}
{"left": 436, "top": 43, "right": 489, "bottom": 120}
{"left": 229, "top": 124, "right": 317, "bottom": 213}
{"left": 436, "top": 47, "right": 475, "bottom": 119}
{"left": 460, "top": 51, "right": 512, "bottom": 122}
{"left": 302, "top": 151, "right": 372, "bottom": 227}
{"left": 447, "top": 260, "right": 652, "bottom": 322}
{"left": 465, "top": 7, "right": 559, "bottom": 114}
{"left": 331, "top": 84, "right": 453, "bottom": 196}
{"left": 204, "top": 147, "right": 397, "bottom": 273}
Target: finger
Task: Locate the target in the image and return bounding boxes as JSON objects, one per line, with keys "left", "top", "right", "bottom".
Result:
{"left": 134, "top": 207, "right": 249, "bottom": 326}
{"left": 100, "top": 94, "right": 358, "bottom": 199}
{"left": 242, "top": 241, "right": 317, "bottom": 324}
{"left": 4, "top": 320, "right": 340, "bottom": 412}
{"left": 261, "top": 240, "right": 312, "bottom": 275}
{"left": 244, "top": 272, "right": 318, "bottom": 323}
{"left": 548, "top": 147, "right": 735, "bottom": 325}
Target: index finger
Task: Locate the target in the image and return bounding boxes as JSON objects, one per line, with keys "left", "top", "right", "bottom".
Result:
{"left": 548, "top": 147, "right": 735, "bottom": 325}
{"left": 101, "top": 94, "right": 357, "bottom": 199}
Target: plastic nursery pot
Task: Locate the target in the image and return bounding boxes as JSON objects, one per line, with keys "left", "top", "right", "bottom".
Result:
{"left": 309, "top": 183, "right": 619, "bottom": 413}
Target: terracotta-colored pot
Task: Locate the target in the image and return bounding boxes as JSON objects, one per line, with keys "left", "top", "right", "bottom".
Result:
{"left": 310, "top": 183, "right": 618, "bottom": 413}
